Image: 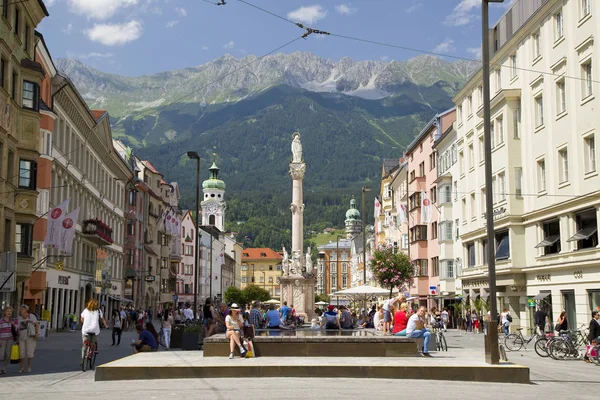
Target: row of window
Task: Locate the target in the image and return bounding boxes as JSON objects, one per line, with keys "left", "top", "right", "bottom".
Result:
{"left": 413, "top": 257, "right": 440, "bottom": 277}
{"left": 241, "top": 264, "right": 283, "bottom": 271}
{"left": 241, "top": 276, "right": 281, "bottom": 284}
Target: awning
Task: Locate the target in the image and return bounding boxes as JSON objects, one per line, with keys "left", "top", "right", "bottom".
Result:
{"left": 567, "top": 227, "right": 597, "bottom": 242}
{"left": 144, "top": 245, "right": 158, "bottom": 256}
{"left": 535, "top": 235, "right": 560, "bottom": 248}
{"left": 533, "top": 292, "right": 551, "bottom": 301}
{"left": 108, "top": 295, "right": 133, "bottom": 303}
{"left": 480, "top": 292, "right": 489, "bottom": 299}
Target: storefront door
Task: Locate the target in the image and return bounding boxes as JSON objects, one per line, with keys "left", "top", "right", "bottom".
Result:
{"left": 562, "top": 290, "right": 576, "bottom": 329}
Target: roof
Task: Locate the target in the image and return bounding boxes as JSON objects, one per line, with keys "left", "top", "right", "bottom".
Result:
{"left": 382, "top": 159, "right": 399, "bottom": 177}
{"left": 90, "top": 109, "right": 107, "bottom": 121}
{"left": 241, "top": 248, "right": 282, "bottom": 261}
{"left": 38, "top": 0, "right": 49, "bottom": 16}
{"left": 318, "top": 239, "right": 353, "bottom": 251}
{"left": 143, "top": 160, "right": 162, "bottom": 175}
{"left": 405, "top": 107, "right": 456, "bottom": 154}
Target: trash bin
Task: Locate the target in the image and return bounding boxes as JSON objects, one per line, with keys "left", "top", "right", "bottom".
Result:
{"left": 170, "top": 323, "right": 184, "bottom": 349}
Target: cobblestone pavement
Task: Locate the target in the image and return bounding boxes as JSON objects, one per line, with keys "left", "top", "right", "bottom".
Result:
{"left": 0, "top": 329, "right": 597, "bottom": 399}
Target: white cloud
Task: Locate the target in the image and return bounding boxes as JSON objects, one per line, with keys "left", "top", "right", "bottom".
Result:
{"left": 175, "top": 7, "right": 187, "bottom": 17}
{"left": 406, "top": 2, "right": 422, "bottom": 13}
{"left": 380, "top": 55, "right": 389, "bottom": 62}
{"left": 467, "top": 46, "right": 482, "bottom": 60}
{"left": 86, "top": 21, "right": 143, "bottom": 46}
{"left": 45, "top": 0, "right": 57, "bottom": 6}
{"left": 433, "top": 38, "right": 455, "bottom": 54}
{"left": 287, "top": 5, "right": 327, "bottom": 25}
{"left": 63, "top": 23, "right": 74, "bottom": 34}
{"left": 66, "top": 51, "right": 116, "bottom": 59}
{"left": 67, "top": 0, "right": 139, "bottom": 20}
{"left": 444, "top": 0, "right": 480, "bottom": 27}
{"left": 335, "top": 4, "right": 356, "bottom": 16}
{"left": 166, "top": 20, "right": 179, "bottom": 28}
{"left": 202, "top": 46, "right": 209, "bottom": 51}
{"left": 223, "top": 41, "right": 234, "bottom": 49}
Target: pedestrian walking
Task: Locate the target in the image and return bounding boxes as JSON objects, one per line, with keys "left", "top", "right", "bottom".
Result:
{"left": 111, "top": 310, "right": 123, "bottom": 346}
{"left": 0, "top": 306, "right": 18, "bottom": 375}
{"left": 18, "top": 305, "right": 39, "bottom": 373}
{"left": 162, "top": 310, "right": 173, "bottom": 350}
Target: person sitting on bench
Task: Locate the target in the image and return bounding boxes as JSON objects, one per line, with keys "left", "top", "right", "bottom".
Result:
{"left": 266, "top": 304, "right": 292, "bottom": 330}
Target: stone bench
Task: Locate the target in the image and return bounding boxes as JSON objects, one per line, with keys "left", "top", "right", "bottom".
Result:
{"left": 203, "top": 330, "right": 419, "bottom": 357}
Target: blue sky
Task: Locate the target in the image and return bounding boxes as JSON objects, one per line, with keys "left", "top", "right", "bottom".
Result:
{"left": 38, "top": 0, "right": 513, "bottom": 76}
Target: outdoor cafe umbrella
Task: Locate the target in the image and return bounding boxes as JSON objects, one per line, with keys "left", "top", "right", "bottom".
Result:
{"left": 264, "top": 299, "right": 281, "bottom": 304}
{"left": 315, "top": 301, "right": 329, "bottom": 306}
{"left": 331, "top": 285, "right": 399, "bottom": 307}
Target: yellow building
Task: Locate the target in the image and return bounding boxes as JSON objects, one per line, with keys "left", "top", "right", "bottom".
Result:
{"left": 0, "top": 0, "right": 49, "bottom": 306}
{"left": 240, "top": 248, "right": 282, "bottom": 298}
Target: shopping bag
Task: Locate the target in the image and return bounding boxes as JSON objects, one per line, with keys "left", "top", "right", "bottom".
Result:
{"left": 10, "top": 344, "right": 20, "bottom": 364}
{"left": 245, "top": 340, "right": 255, "bottom": 358}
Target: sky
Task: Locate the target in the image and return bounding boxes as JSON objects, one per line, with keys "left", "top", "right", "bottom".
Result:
{"left": 38, "top": 0, "right": 514, "bottom": 76}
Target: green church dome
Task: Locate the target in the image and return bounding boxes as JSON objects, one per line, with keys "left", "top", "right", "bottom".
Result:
{"left": 202, "top": 161, "right": 226, "bottom": 190}
{"left": 345, "top": 198, "right": 361, "bottom": 221}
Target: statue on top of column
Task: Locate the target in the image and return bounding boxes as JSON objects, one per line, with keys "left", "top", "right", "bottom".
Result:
{"left": 291, "top": 132, "right": 302, "bottom": 163}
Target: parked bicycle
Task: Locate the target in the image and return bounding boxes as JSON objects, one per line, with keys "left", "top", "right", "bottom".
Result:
{"left": 431, "top": 322, "right": 448, "bottom": 352}
{"left": 504, "top": 327, "right": 543, "bottom": 351}
{"left": 81, "top": 333, "right": 97, "bottom": 372}
{"left": 549, "top": 326, "right": 588, "bottom": 360}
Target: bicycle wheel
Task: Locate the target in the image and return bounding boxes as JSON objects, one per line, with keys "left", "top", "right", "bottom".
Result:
{"left": 158, "top": 330, "right": 166, "bottom": 348}
{"left": 550, "top": 339, "right": 569, "bottom": 360}
{"left": 89, "top": 350, "right": 96, "bottom": 370}
{"left": 435, "top": 332, "right": 441, "bottom": 351}
{"left": 440, "top": 334, "right": 448, "bottom": 351}
{"left": 81, "top": 345, "right": 88, "bottom": 372}
{"left": 504, "top": 334, "right": 523, "bottom": 351}
{"left": 534, "top": 338, "right": 550, "bottom": 357}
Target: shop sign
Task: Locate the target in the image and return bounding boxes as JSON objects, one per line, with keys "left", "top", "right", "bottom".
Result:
{"left": 58, "top": 275, "right": 70, "bottom": 285}
{"left": 145, "top": 275, "right": 156, "bottom": 282}
{"left": 527, "top": 298, "right": 536, "bottom": 308}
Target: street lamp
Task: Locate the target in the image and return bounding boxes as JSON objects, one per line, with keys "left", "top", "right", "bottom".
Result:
{"left": 186, "top": 151, "right": 200, "bottom": 320}
{"left": 336, "top": 235, "right": 343, "bottom": 292}
{"left": 361, "top": 186, "right": 371, "bottom": 285}
{"left": 482, "top": 0, "right": 504, "bottom": 365}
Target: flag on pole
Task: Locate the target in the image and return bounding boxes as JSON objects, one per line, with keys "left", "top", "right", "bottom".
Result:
{"left": 398, "top": 204, "right": 407, "bottom": 225}
{"left": 158, "top": 208, "right": 167, "bottom": 231}
{"left": 420, "top": 191, "right": 432, "bottom": 224}
{"left": 374, "top": 198, "right": 381, "bottom": 236}
{"left": 59, "top": 208, "right": 80, "bottom": 255}
{"left": 165, "top": 211, "right": 173, "bottom": 233}
{"left": 44, "top": 199, "right": 70, "bottom": 248}
{"left": 219, "top": 247, "right": 225, "bottom": 266}
{"left": 172, "top": 215, "right": 180, "bottom": 236}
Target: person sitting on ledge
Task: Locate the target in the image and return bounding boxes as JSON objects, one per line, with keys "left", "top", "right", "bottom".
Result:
{"left": 340, "top": 306, "right": 354, "bottom": 329}
{"left": 324, "top": 305, "right": 340, "bottom": 329}
{"left": 266, "top": 304, "right": 293, "bottom": 330}
{"left": 131, "top": 324, "right": 158, "bottom": 353}
{"left": 393, "top": 303, "right": 409, "bottom": 336}
{"left": 225, "top": 304, "right": 247, "bottom": 359}
{"left": 406, "top": 306, "right": 432, "bottom": 357}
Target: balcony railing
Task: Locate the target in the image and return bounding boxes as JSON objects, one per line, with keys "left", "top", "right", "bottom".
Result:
{"left": 82, "top": 219, "right": 113, "bottom": 246}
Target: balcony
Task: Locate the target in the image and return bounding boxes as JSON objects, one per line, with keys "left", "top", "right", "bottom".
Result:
{"left": 82, "top": 219, "right": 114, "bottom": 246}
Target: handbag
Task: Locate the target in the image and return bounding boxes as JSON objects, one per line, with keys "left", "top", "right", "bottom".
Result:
{"left": 10, "top": 344, "right": 20, "bottom": 364}
{"left": 27, "top": 319, "right": 37, "bottom": 337}
{"left": 554, "top": 323, "right": 561, "bottom": 332}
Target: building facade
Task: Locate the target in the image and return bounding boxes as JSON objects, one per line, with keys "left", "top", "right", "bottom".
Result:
{"left": 405, "top": 109, "right": 455, "bottom": 309}
{"left": 177, "top": 210, "right": 196, "bottom": 307}
{"left": 240, "top": 248, "right": 283, "bottom": 298}
{"left": 453, "top": 0, "right": 600, "bottom": 331}
{"left": 0, "top": 0, "right": 49, "bottom": 308}
{"left": 317, "top": 239, "right": 352, "bottom": 295}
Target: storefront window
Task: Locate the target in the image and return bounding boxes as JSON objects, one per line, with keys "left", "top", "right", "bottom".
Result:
{"left": 589, "top": 290, "right": 600, "bottom": 312}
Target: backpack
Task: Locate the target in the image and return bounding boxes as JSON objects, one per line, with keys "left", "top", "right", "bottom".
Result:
{"left": 506, "top": 314, "right": 513, "bottom": 323}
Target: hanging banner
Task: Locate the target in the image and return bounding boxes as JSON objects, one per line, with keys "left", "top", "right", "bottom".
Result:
{"left": 420, "top": 191, "right": 432, "bottom": 224}
{"left": 397, "top": 204, "right": 407, "bottom": 225}
{"left": 59, "top": 208, "right": 80, "bottom": 255}
{"left": 44, "top": 199, "right": 70, "bottom": 248}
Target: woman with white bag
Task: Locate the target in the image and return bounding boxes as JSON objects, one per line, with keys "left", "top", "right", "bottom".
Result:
{"left": 18, "top": 305, "right": 38, "bottom": 373}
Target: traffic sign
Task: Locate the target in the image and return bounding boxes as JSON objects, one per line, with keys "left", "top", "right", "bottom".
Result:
{"left": 145, "top": 275, "right": 155, "bottom": 282}
{"left": 172, "top": 294, "right": 178, "bottom": 302}
{"left": 0, "top": 272, "right": 16, "bottom": 292}
{"left": 429, "top": 285, "right": 437, "bottom": 295}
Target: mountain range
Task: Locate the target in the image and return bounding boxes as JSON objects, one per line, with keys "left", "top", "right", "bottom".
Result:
{"left": 55, "top": 52, "right": 477, "bottom": 249}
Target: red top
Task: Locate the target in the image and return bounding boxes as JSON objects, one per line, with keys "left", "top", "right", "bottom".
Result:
{"left": 393, "top": 311, "right": 408, "bottom": 334}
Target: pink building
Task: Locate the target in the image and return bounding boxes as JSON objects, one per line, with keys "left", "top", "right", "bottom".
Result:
{"left": 178, "top": 211, "right": 196, "bottom": 307}
{"left": 405, "top": 108, "right": 456, "bottom": 309}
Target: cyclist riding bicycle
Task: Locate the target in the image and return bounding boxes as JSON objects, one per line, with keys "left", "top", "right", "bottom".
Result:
{"left": 80, "top": 299, "right": 107, "bottom": 363}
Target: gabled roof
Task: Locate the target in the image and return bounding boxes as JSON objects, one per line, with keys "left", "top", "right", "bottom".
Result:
{"left": 241, "top": 248, "right": 282, "bottom": 261}
{"left": 143, "top": 160, "right": 162, "bottom": 175}
{"left": 90, "top": 109, "right": 107, "bottom": 121}
{"left": 318, "top": 239, "right": 353, "bottom": 251}
{"left": 382, "top": 159, "right": 399, "bottom": 178}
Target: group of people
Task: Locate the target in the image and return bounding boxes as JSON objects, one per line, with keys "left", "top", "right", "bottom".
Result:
{"left": 0, "top": 305, "right": 40, "bottom": 374}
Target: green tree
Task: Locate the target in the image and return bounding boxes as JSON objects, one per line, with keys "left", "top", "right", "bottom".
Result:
{"left": 224, "top": 286, "right": 244, "bottom": 305}
{"left": 370, "top": 246, "right": 413, "bottom": 298}
{"left": 315, "top": 294, "right": 330, "bottom": 304}
{"left": 243, "top": 285, "right": 271, "bottom": 304}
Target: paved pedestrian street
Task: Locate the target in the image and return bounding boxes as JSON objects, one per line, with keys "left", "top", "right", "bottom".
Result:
{"left": 0, "top": 329, "right": 598, "bottom": 399}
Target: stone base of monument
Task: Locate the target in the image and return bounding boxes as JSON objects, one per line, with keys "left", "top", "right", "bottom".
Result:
{"left": 94, "top": 351, "right": 530, "bottom": 383}
{"left": 203, "top": 331, "right": 419, "bottom": 357}
{"left": 279, "top": 276, "right": 317, "bottom": 322}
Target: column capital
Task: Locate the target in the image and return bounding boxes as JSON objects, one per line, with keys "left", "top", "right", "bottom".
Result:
{"left": 289, "top": 162, "right": 306, "bottom": 180}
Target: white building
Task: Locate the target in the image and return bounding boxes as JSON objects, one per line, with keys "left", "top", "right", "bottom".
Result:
{"left": 453, "top": 0, "right": 599, "bottom": 331}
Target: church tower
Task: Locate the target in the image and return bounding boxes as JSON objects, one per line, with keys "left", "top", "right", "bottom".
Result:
{"left": 345, "top": 197, "right": 362, "bottom": 239}
{"left": 201, "top": 156, "right": 226, "bottom": 231}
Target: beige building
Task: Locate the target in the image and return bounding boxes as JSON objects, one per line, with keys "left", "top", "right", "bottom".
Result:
{"left": 241, "top": 248, "right": 282, "bottom": 298}
{"left": 453, "top": 0, "right": 599, "bottom": 331}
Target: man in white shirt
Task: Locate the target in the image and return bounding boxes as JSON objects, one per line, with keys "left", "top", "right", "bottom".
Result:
{"left": 183, "top": 304, "right": 194, "bottom": 321}
{"left": 406, "top": 306, "right": 432, "bottom": 357}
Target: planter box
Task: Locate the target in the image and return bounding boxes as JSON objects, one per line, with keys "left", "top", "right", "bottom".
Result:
{"left": 181, "top": 332, "right": 200, "bottom": 350}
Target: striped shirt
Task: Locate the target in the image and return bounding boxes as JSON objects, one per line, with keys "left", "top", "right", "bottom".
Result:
{"left": 0, "top": 317, "right": 15, "bottom": 341}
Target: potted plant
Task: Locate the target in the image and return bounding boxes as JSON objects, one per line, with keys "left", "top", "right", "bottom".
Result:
{"left": 181, "top": 323, "right": 203, "bottom": 350}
